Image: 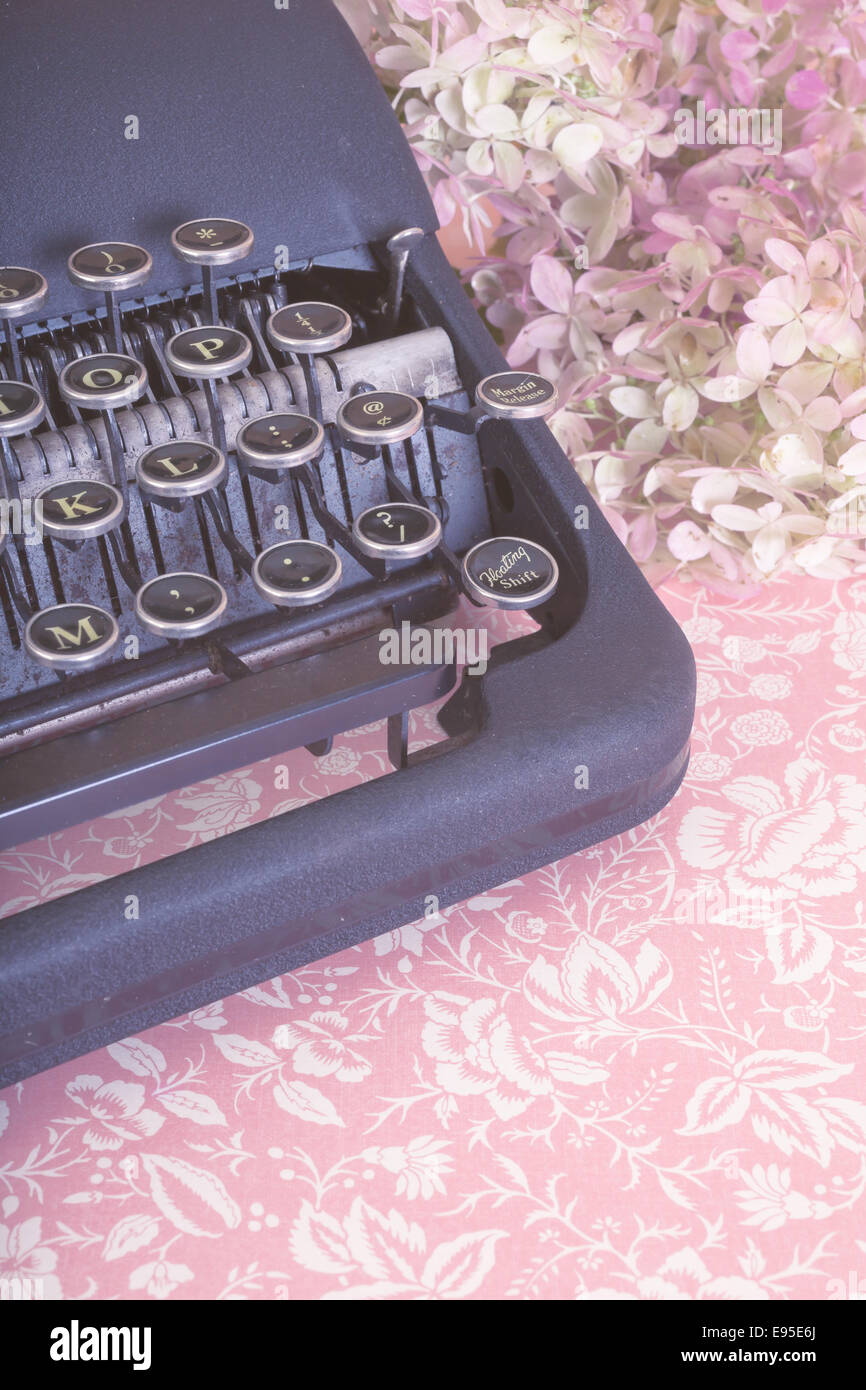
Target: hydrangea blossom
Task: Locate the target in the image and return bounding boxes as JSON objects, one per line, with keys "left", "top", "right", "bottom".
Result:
{"left": 337, "top": 0, "right": 866, "bottom": 587}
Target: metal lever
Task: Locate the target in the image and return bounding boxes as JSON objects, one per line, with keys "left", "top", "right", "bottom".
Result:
{"left": 382, "top": 228, "right": 424, "bottom": 333}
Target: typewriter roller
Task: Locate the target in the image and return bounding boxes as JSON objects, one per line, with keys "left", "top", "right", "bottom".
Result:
{"left": 0, "top": 0, "right": 695, "bottom": 1086}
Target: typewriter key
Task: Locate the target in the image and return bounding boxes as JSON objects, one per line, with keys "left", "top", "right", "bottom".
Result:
{"left": 171, "top": 219, "right": 254, "bottom": 266}
{"left": 0, "top": 266, "right": 48, "bottom": 376}
{"left": 171, "top": 219, "right": 254, "bottom": 323}
{"left": 266, "top": 303, "right": 353, "bottom": 356}
{"left": 136, "top": 441, "right": 227, "bottom": 500}
{"left": 252, "top": 540, "right": 342, "bottom": 608}
{"left": 166, "top": 326, "right": 252, "bottom": 380}
{"left": 68, "top": 242, "right": 152, "bottom": 352}
{"left": 336, "top": 390, "right": 424, "bottom": 447}
{"left": 24, "top": 602, "right": 119, "bottom": 670}
{"left": 0, "top": 266, "right": 48, "bottom": 319}
{"left": 0, "top": 380, "right": 46, "bottom": 436}
{"left": 0, "top": 382, "right": 45, "bottom": 505}
{"left": 58, "top": 353, "right": 148, "bottom": 411}
{"left": 353, "top": 502, "right": 441, "bottom": 559}
{"left": 236, "top": 412, "right": 324, "bottom": 473}
{"left": 67, "top": 242, "right": 152, "bottom": 294}
{"left": 475, "top": 372, "right": 558, "bottom": 420}
{"left": 135, "top": 572, "right": 228, "bottom": 638}
{"left": 462, "top": 536, "right": 559, "bottom": 610}
{"left": 36, "top": 479, "right": 125, "bottom": 541}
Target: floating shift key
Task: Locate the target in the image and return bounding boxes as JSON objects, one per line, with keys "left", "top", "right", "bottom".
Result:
{"left": 462, "top": 536, "right": 559, "bottom": 609}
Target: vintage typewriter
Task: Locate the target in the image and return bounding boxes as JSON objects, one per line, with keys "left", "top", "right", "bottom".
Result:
{"left": 0, "top": 0, "right": 695, "bottom": 1087}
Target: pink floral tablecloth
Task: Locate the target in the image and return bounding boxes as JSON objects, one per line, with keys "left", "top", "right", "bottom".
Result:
{"left": 1, "top": 575, "right": 865, "bottom": 1301}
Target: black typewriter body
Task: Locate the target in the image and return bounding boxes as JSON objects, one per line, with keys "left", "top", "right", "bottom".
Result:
{"left": 0, "top": 0, "right": 695, "bottom": 1087}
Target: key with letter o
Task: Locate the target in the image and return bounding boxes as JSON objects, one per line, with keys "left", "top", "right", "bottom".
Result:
{"left": 58, "top": 353, "right": 147, "bottom": 411}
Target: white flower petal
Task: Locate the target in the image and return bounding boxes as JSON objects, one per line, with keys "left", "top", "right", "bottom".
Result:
{"left": 609, "top": 385, "right": 656, "bottom": 419}
{"left": 662, "top": 382, "right": 699, "bottom": 432}
{"left": 764, "top": 238, "right": 807, "bottom": 277}
{"left": 735, "top": 326, "right": 771, "bottom": 383}
{"left": 744, "top": 297, "right": 794, "bottom": 328}
{"left": 770, "top": 319, "right": 807, "bottom": 367}
{"left": 711, "top": 504, "right": 765, "bottom": 533}
{"left": 552, "top": 122, "right": 604, "bottom": 175}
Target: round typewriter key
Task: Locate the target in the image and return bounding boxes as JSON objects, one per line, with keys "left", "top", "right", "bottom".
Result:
{"left": 67, "top": 242, "right": 152, "bottom": 294}
{"left": 36, "top": 479, "right": 125, "bottom": 541}
{"left": 0, "top": 267, "right": 49, "bottom": 320}
{"left": 0, "top": 380, "right": 45, "bottom": 436}
{"left": 24, "top": 602, "right": 119, "bottom": 670}
{"left": 0, "top": 268, "right": 49, "bottom": 376}
{"left": 136, "top": 440, "right": 226, "bottom": 500}
{"left": 59, "top": 352, "right": 147, "bottom": 410}
{"left": 267, "top": 302, "right": 353, "bottom": 356}
{"left": 166, "top": 326, "right": 252, "bottom": 379}
{"left": 337, "top": 390, "right": 424, "bottom": 447}
{"left": 353, "top": 502, "right": 441, "bottom": 559}
{"left": 171, "top": 219, "right": 254, "bottom": 267}
{"left": 236, "top": 412, "right": 324, "bottom": 472}
{"left": 135, "top": 572, "right": 227, "bottom": 638}
{"left": 475, "top": 371, "right": 557, "bottom": 420}
{"left": 462, "top": 536, "right": 558, "bottom": 610}
{"left": 253, "top": 540, "right": 342, "bottom": 608}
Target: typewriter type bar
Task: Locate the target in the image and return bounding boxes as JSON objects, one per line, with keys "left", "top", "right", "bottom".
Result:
{"left": 0, "top": 0, "right": 694, "bottom": 1088}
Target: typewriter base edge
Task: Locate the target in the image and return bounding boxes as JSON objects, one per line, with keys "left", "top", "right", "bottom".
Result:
{"left": 0, "top": 747, "right": 688, "bottom": 1090}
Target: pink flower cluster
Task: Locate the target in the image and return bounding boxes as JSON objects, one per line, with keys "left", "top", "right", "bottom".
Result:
{"left": 338, "top": 0, "right": 866, "bottom": 588}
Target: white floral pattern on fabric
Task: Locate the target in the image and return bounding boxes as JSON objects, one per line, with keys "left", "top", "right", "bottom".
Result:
{"left": 0, "top": 578, "right": 865, "bottom": 1300}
